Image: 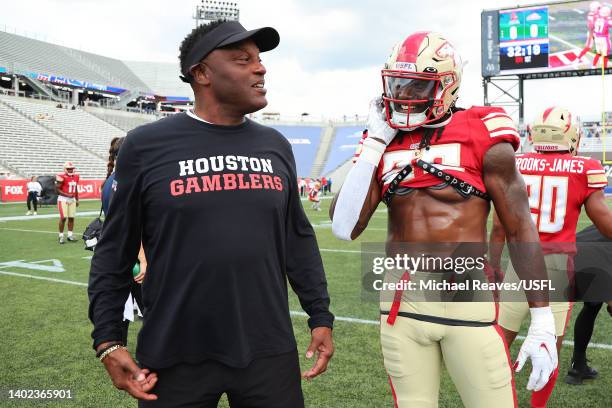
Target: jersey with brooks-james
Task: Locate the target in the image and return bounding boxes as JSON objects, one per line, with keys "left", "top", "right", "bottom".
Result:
{"left": 515, "top": 152, "right": 607, "bottom": 246}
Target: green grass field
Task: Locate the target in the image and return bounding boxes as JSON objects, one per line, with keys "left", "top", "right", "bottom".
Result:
{"left": 0, "top": 198, "right": 610, "bottom": 407}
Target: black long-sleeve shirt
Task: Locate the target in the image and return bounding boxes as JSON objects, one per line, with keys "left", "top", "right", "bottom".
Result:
{"left": 88, "top": 113, "right": 333, "bottom": 368}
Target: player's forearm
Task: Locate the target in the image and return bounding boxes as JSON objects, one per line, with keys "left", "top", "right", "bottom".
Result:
{"left": 331, "top": 140, "right": 383, "bottom": 241}
{"left": 585, "top": 193, "right": 612, "bottom": 238}
{"left": 488, "top": 214, "right": 506, "bottom": 268}
{"left": 505, "top": 218, "right": 548, "bottom": 307}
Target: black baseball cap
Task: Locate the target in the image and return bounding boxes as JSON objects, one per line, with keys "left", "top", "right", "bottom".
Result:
{"left": 180, "top": 20, "right": 280, "bottom": 83}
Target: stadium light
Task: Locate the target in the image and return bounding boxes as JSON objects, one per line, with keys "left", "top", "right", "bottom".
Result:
{"left": 194, "top": 0, "right": 240, "bottom": 26}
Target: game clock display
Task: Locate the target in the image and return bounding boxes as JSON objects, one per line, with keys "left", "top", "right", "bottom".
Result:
{"left": 500, "top": 42, "right": 549, "bottom": 70}
{"left": 499, "top": 6, "right": 549, "bottom": 71}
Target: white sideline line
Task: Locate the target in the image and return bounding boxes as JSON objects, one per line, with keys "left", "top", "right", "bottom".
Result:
{"left": 1, "top": 270, "right": 611, "bottom": 351}
{"left": 290, "top": 311, "right": 612, "bottom": 350}
{"left": 0, "top": 227, "right": 388, "bottom": 250}
{"left": 320, "top": 248, "right": 385, "bottom": 255}
{"left": 0, "top": 227, "right": 376, "bottom": 253}
{"left": 320, "top": 248, "right": 362, "bottom": 253}
{"left": 0, "top": 229, "right": 376, "bottom": 254}
{"left": 0, "top": 227, "right": 367, "bottom": 253}
{"left": 0, "top": 227, "right": 82, "bottom": 236}
{"left": 0, "top": 270, "right": 88, "bottom": 286}
{"left": 290, "top": 310, "right": 379, "bottom": 325}
{"left": 0, "top": 211, "right": 99, "bottom": 222}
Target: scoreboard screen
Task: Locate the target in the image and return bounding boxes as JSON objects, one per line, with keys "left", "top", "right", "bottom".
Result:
{"left": 499, "top": 7, "right": 549, "bottom": 71}
{"left": 481, "top": 1, "right": 612, "bottom": 77}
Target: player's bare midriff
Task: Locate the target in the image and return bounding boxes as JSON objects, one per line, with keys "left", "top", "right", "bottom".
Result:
{"left": 387, "top": 186, "right": 489, "bottom": 244}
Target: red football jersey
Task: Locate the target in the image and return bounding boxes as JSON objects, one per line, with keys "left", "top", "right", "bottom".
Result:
{"left": 56, "top": 173, "right": 80, "bottom": 197}
{"left": 515, "top": 152, "right": 607, "bottom": 251}
{"left": 593, "top": 16, "right": 611, "bottom": 37}
{"left": 354, "top": 107, "right": 520, "bottom": 196}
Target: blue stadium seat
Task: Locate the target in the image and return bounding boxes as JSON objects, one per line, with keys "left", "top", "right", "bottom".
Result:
{"left": 322, "top": 126, "right": 363, "bottom": 175}
{"left": 270, "top": 125, "right": 322, "bottom": 177}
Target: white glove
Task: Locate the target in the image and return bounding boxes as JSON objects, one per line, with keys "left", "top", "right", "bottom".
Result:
{"left": 515, "top": 307, "right": 558, "bottom": 391}
{"left": 366, "top": 97, "right": 398, "bottom": 145}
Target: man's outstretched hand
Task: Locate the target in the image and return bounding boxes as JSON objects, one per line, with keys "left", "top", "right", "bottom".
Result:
{"left": 98, "top": 343, "right": 158, "bottom": 400}
{"left": 302, "top": 327, "right": 334, "bottom": 380}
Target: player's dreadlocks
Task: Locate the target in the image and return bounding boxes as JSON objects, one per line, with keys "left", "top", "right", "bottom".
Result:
{"left": 179, "top": 19, "right": 227, "bottom": 80}
{"left": 417, "top": 105, "right": 465, "bottom": 150}
{"left": 106, "top": 137, "right": 125, "bottom": 180}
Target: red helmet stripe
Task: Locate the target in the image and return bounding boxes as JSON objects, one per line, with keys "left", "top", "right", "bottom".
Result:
{"left": 542, "top": 106, "right": 555, "bottom": 122}
{"left": 564, "top": 111, "right": 572, "bottom": 132}
{"left": 397, "top": 32, "right": 430, "bottom": 63}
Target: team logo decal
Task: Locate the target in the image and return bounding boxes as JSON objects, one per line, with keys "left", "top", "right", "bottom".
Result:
{"left": 435, "top": 41, "right": 461, "bottom": 67}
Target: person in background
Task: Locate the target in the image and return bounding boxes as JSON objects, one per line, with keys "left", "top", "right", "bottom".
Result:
{"left": 26, "top": 175, "right": 42, "bottom": 215}
{"left": 327, "top": 177, "right": 332, "bottom": 194}
{"left": 321, "top": 176, "right": 328, "bottom": 195}
{"left": 298, "top": 176, "right": 306, "bottom": 197}
{"left": 490, "top": 106, "right": 612, "bottom": 407}
{"left": 56, "top": 161, "right": 79, "bottom": 244}
{"left": 101, "top": 137, "right": 147, "bottom": 309}
{"left": 565, "top": 223, "right": 612, "bottom": 385}
{"left": 309, "top": 181, "right": 322, "bottom": 211}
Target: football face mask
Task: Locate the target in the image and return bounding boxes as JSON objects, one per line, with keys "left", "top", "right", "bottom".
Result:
{"left": 382, "top": 71, "right": 457, "bottom": 129}
{"left": 64, "top": 161, "right": 76, "bottom": 176}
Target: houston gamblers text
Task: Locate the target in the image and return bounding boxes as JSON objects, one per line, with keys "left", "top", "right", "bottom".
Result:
{"left": 170, "top": 155, "right": 283, "bottom": 196}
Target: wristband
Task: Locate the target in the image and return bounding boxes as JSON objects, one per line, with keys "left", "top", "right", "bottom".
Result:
{"left": 529, "top": 306, "right": 555, "bottom": 329}
{"left": 358, "top": 138, "right": 386, "bottom": 166}
{"left": 529, "top": 306, "right": 553, "bottom": 319}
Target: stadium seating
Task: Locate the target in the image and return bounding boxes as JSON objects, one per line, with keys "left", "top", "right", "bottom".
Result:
{"left": 0, "top": 94, "right": 125, "bottom": 158}
{"left": 0, "top": 32, "right": 151, "bottom": 93}
{"left": 322, "top": 126, "right": 363, "bottom": 175}
{"left": 123, "top": 61, "right": 192, "bottom": 99}
{"left": 269, "top": 125, "right": 323, "bottom": 177}
{"left": 0, "top": 98, "right": 105, "bottom": 178}
{"left": 86, "top": 108, "right": 157, "bottom": 132}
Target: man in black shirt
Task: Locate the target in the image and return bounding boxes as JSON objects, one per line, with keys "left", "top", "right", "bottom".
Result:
{"left": 565, "top": 224, "right": 612, "bottom": 385}
{"left": 88, "top": 20, "right": 334, "bottom": 408}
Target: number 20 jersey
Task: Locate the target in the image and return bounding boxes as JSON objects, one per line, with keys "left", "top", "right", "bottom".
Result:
{"left": 515, "top": 152, "right": 607, "bottom": 246}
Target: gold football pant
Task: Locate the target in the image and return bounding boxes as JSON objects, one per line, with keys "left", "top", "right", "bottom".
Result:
{"left": 498, "top": 253, "right": 573, "bottom": 337}
{"left": 57, "top": 200, "right": 77, "bottom": 219}
{"left": 380, "top": 301, "right": 516, "bottom": 408}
